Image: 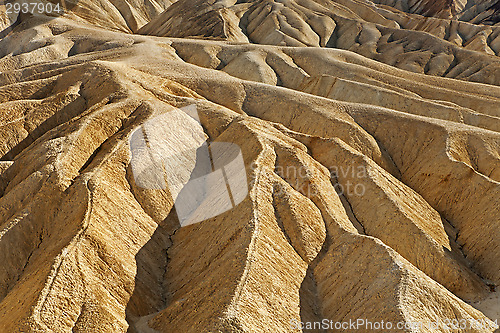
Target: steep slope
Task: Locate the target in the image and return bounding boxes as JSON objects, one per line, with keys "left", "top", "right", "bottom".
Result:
{"left": 0, "top": 0, "right": 499, "bottom": 332}
{"left": 140, "top": 0, "right": 500, "bottom": 84}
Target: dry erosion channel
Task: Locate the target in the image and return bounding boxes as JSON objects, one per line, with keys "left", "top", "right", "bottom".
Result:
{"left": 0, "top": 0, "right": 500, "bottom": 332}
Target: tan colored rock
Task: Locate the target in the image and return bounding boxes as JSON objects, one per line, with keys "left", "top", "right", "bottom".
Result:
{"left": 0, "top": 0, "right": 499, "bottom": 332}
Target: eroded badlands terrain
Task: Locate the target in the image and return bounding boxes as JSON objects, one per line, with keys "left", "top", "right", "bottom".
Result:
{"left": 0, "top": 0, "right": 499, "bottom": 332}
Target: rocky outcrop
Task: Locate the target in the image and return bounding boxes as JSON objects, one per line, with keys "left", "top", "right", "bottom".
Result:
{"left": 0, "top": 0, "right": 499, "bottom": 332}
{"left": 140, "top": 0, "right": 500, "bottom": 84}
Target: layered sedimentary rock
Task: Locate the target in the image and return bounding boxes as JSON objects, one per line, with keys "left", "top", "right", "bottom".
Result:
{"left": 141, "top": 0, "right": 500, "bottom": 83}
{"left": 0, "top": 0, "right": 499, "bottom": 332}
